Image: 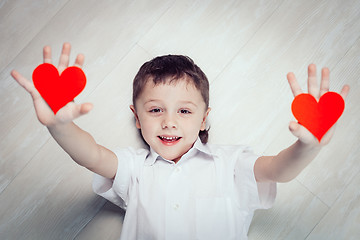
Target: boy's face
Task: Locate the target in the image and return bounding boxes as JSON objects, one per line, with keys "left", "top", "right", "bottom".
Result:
{"left": 131, "top": 78, "right": 210, "bottom": 163}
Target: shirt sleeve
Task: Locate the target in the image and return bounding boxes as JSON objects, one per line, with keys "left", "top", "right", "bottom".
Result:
{"left": 92, "top": 147, "right": 143, "bottom": 209}
{"left": 234, "top": 146, "right": 276, "bottom": 211}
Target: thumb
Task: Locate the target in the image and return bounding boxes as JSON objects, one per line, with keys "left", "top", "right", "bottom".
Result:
{"left": 289, "top": 121, "right": 319, "bottom": 144}
{"left": 79, "top": 102, "right": 93, "bottom": 115}
{"left": 289, "top": 121, "right": 304, "bottom": 139}
{"left": 56, "top": 102, "right": 93, "bottom": 123}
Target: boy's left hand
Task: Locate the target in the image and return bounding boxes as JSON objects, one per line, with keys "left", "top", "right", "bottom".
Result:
{"left": 287, "top": 64, "right": 350, "bottom": 146}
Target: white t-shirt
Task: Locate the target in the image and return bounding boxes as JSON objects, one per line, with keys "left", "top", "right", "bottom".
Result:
{"left": 93, "top": 138, "right": 276, "bottom": 240}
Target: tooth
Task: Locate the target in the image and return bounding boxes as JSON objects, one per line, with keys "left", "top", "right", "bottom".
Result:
{"left": 161, "top": 136, "right": 178, "bottom": 140}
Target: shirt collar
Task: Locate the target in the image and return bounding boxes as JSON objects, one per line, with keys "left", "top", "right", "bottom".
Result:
{"left": 192, "top": 137, "right": 213, "bottom": 156}
{"left": 144, "top": 137, "right": 214, "bottom": 166}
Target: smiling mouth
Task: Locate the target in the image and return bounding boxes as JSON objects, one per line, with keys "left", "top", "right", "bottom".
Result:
{"left": 158, "top": 136, "right": 182, "bottom": 143}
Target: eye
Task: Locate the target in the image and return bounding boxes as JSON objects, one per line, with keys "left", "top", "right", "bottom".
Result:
{"left": 179, "top": 109, "right": 191, "bottom": 114}
{"left": 149, "top": 108, "right": 162, "bottom": 113}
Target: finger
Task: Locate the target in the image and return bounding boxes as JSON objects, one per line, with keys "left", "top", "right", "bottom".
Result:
{"left": 307, "top": 64, "right": 319, "bottom": 98}
{"left": 307, "top": 64, "right": 319, "bottom": 99}
{"left": 43, "top": 45, "right": 52, "bottom": 64}
{"left": 289, "top": 121, "right": 306, "bottom": 140}
{"left": 340, "top": 84, "right": 350, "bottom": 100}
{"left": 58, "top": 42, "right": 71, "bottom": 73}
{"left": 287, "top": 72, "right": 303, "bottom": 97}
{"left": 289, "top": 121, "right": 316, "bottom": 144}
{"left": 74, "top": 53, "right": 85, "bottom": 68}
{"left": 319, "top": 67, "right": 330, "bottom": 96}
{"left": 57, "top": 102, "right": 93, "bottom": 121}
{"left": 11, "top": 70, "right": 41, "bottom": 100}
{"left": 72, "top": 103, "right": 93, "bottom": 117}
{"left": 80, "top": 102, "right": 93, "bottom": 114}
{"left": 11, "top": 70, "right": 36, "bottom": 93}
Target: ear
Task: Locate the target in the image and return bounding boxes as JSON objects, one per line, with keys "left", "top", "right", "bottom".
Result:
{"left": 200, "top": 107, "right": 211, "bottom": 131}
{"left": 130, "top": 105, "right": 141, "bottom": 129}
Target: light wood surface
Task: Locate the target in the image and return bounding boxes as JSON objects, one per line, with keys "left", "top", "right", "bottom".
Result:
{"left": 1, "top": 0, "right": 359, "bottom": 239}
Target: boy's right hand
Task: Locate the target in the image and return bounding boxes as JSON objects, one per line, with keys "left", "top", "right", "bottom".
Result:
{"left": 11, "top": 43, "right": 93, "bottom": 127}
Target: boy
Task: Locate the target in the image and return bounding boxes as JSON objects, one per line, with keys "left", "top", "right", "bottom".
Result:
{"left": 11, "top": 43, "right": 349, "bottom": 239}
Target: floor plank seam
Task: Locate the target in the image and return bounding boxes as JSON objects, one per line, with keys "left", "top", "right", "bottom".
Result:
{"left": 209, "top": 0, "right": 284, "bottom": 85}
{"left": 0, "top": 134, "right": 52, "bottom": 196}
{"left": 331, "top": 35, "right": 360, "bottom": 75}
{"left": 0, "top": 0, "right": 71, "bottom": 75}
{"left": 72, "top": 198, "right": 108, "bottom": 240}
{"left": 303, "top": 209, "right": 328, "bottom": 240}
{"left": 294, "top": 179, "right": 330, "bottom": 208}
{"left": 135, "top": 43, "right": 153, "bottom": 58}
{"left": 135, "top": 0, "right": 176, "bottom": 48}
{"left": 83, "top": 43, "right": 138, "bottom": 100}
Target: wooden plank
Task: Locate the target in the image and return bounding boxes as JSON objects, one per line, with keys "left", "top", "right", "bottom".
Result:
{"left": 0, "top": 137, "right": 106, "bottom": 239}
{"left": 74, "top": 202, "right": 125, "bottom": 240}
{"left": 138, "top": 0, "right": 283, "bottom": 81}
{"left": 0, "top": 0, "right": 69, "bottom": 72}
{"left": 306, "top": 172, "right": 360, "bottom": 239}
{"left": 249, "top": 181, "right": 328, "bottom": 239}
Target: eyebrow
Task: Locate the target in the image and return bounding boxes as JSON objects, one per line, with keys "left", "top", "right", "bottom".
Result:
{"left": 180, "top": 101, "right": 198, "bottom": 108}
{"left": 144, "top": 99, "right": 198, "bottom": 108}
{"left": 143, "top": 99, "right": 161, "bottom": 105}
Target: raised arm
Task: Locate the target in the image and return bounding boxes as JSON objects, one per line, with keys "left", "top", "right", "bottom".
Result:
{"left": 254, "top": 64, "right": 350, "bottom": 183}
{"left": 11, "top": 43, "right": 117, "bottom": 179}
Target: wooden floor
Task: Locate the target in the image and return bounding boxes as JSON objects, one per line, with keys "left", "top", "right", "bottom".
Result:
{"left": 1, "top": 0, "right": 360, "bottom": 239}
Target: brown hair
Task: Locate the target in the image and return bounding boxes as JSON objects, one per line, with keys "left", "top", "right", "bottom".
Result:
{"left": 132, "top": 55, "right": 210, "bottom": 143}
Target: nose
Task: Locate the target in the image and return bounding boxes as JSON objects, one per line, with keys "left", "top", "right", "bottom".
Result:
{"left": 162, "top": 113, "right": 177, "bottom": 129}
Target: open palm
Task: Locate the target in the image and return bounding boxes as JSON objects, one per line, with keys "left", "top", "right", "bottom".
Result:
{"left": 11, "top": 43, "right": 92, "bottom": 127}
{"left": 287, "top": 64, "right": 350, "bottom": 146}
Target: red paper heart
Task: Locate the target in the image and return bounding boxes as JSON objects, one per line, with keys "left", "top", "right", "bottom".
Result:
{"left": 291, "top": 92, "right": 344, "bottom": 142}
{"left": 32, "top": 63, "right": 86, "bottom": 114}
